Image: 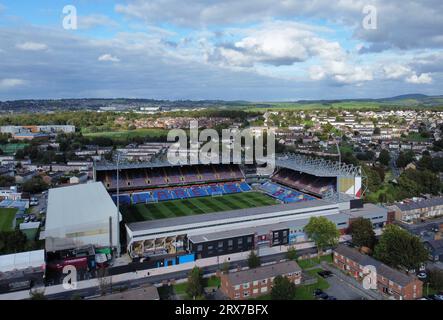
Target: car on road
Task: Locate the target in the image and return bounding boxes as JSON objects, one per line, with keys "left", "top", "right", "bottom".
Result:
{"left": 327, "top": 296, "right": 337, "bottom": 300}
{"left": 434, "top": 294, "right": 443, "bottom": 301}
{"left": 313, "top": 289, "right": 329, "bottom": 300}
{"left": 318, "top": 270, "right": 333, "bottom": 278}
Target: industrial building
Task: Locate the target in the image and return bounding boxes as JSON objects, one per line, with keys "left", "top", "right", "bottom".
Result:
{"left": 44, "top": 182, "right": 121, "bottom": 253}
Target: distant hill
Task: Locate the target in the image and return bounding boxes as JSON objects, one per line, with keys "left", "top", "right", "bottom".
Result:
{"left": 1, "top": 94, "right": 443, "bottom": 113}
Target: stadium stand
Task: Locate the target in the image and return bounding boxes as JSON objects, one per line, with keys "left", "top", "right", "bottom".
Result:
{"left": 97, "top": 164, "right": 246, "bottom": 191}
{"left": 113, "top": 181, "right": 253, "bottom": 205}
{"left": 260, "top": 181, "right": 316, "bottom": 204}
{"left": 271, "top": 168, "right": 335, "bottom": 196}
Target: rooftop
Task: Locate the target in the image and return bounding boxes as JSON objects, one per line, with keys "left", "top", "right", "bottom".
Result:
{"left": 394, "top": 197, "right": 443, "bottom": 211}
{"left": 127, "top": 198, "right": 333, "bottom": 232}
{"left": 45, "top": 182, "right": 119, "bottom": 250}
{"left": 0, "top": 250, "right": 45, "bottom": 273}
{"left": 225, "top": 261, "right": 301, "bottom": 285}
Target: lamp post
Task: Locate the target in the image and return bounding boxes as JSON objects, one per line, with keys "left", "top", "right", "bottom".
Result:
{"left": 115, "top": 153, "right": 121, "bottom": 257}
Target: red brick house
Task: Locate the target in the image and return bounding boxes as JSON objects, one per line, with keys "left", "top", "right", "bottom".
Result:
{"left": 220, "top": 261, "right": 302, "bottom": 300}
{"left": 333, "top": 244, "right": 423, "bottom": 300}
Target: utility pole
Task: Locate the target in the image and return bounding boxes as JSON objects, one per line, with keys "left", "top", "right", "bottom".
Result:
{"left": 115, "top": 153, "right": 121, "bottom": 257}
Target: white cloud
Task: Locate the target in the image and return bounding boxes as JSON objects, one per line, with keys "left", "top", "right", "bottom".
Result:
{"left": 98, "top": 54, "right": 120, "bottom": 62}
{"left": 78, "top": 14, "right": 119, "bottom": 30}
{"left": 16, "top": 41, "right": 48, "bottom": 51}
{"left": 382, "top": 63, "right": 433, "bottom": 84}
{"left": 382, "top": 64, "right": 412, "bottom": 80}
{"left": 0, "top": 78, "right": 26, "bottom": 89}
{"left": 406, "top": 73, "right": 432, "bottom": 84}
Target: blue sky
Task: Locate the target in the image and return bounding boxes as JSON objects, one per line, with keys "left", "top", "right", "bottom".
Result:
{"left": 0, "top": 0, "right": 442, "bottom": 101}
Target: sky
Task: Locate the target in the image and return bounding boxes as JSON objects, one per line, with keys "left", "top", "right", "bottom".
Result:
{"left": 0, "top": 0, "right": 442, "bottom": 101}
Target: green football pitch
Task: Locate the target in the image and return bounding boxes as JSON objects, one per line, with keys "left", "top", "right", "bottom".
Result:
{"left": 0, "top": 208, "right": 17, "bottom": 232}
{"left": 122, "top": 192, "right": 279, "bottom": 222}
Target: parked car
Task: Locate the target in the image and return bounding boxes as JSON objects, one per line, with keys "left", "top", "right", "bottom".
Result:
{"left": 24, "top": 216, "right": 30, "bottom": 223}
{"left": 417, "top": 272, "right": 427, "bottom": 280}
{"left": 318, "top": 270, "right": 333, "bottom": 278}
{"left": 313, "top": 289, "right": 329, "bottom": 300}
{"left": 434, "top": 294, "right": 443, "bottom": 301}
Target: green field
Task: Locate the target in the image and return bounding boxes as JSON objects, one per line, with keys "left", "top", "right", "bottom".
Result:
{"left": 122, "top": 192, "right": 279, "bottom": 222}
{"left": 0, "top": 143, "right": 28, "bottom": 155}
{"left": 83, "top": 128, "right": 169, "bottom": 141}
{"left": 0, "top": 208, "right": 17, "bottom": 231}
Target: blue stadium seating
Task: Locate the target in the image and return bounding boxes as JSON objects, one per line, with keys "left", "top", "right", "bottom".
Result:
{"left": 189, "top": 186, "right": 209, "bottom": 197}
{"left": 207, "top": 184, "right": 223, "bottom": 195}
{"left": 239, "top": 182, "right": 252, "bottom": 192}
{"left": 132, "top": 192, "right": 152, "bottom": 204}
{"left": 223, "top": 183, "right": 241, "bottom": 194}
{"left": 171, "top": 188, "right": 190, "bottom": 199}
{"left": 111, "top": 194, "right": 131, "bottom": 205}
{"left": 260, "top": 182, "right": 315, "bottom": 204}
{"left": 153, "top": 189, "right": 172, "bottom": 201}
{"left": 115, "top": 181, "right": 253, "bottom": 204}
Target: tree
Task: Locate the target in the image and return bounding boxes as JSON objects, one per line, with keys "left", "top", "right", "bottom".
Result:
{"left": 304, "top": 216, "right": 340, "bottom": 254}
{"left": 348, "top": 217, "right": 376, "bottom": 249}
{"left": 374, "top": 224, "right": 428, "bottom": 271}
{"left": 378, "top": 149, "right": 391, "bottom": 166}
{"left": 396, "top": 150, "right": 415, "bottom": 168}
{"left": 29, "top": 288, "right": 46, "bottom": 300}
{"left": 286, "top": 247, "right": 297, "bottom": 260}
{"left": 0, "top": 230, "right": 28, "bottom": 254}
{"left": 22, "top": 176, "right": 49, "bottom": 193}
{"left": 428, "top": 269, "right": 443, "bottom": 291}
{"left": 0, "top": 175, "right": 15, "bottom": 187}
{"left": 373, "top": 127, "right": 381, "bottom": 135}
{"left": 186, "top": 267, "right": 203, "bottom": 299}
{"left": 221, "top": 261, "right": 230, "bottom": 274}
{"left": 270, "top": 275, "right": 296, "bottom": 300}
{"left": 247, "top": 250, "right": 261, "bottom": 269}
{"left": 97, "top": 267, "right": 111, "bottom": 296}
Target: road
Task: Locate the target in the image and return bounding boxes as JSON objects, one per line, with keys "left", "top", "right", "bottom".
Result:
{"left": 389, "top": 151, "right": 400, "bottom": 178}
{"left": 44, "top": 247, "right": 319, "bottom": 300}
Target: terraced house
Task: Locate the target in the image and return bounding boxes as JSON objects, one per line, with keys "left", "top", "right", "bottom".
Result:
{"left": 220, "top": 261, "right": 302, "bottom": 300}
{"left": 388, "top": 197, "right": 443, "bottom": 223}
{"left": 333, "top": 245, "right": 423, "bottom": 300}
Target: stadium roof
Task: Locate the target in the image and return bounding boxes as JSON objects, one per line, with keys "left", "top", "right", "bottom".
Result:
{"left": 94, "top": 161, "right": 238, "bottom": 171}
{"left": 276, "top": 153, "right": 361, "bottom": 178}
{"left": 45, "top": 182, "right": 120, "bottom": 251}
{"left": 127, "top": 199, "right": 334, "bottom": 232}
{"left": 340, "top": 203, "right": 387, "bottom": 218}
{"left": 188, "top": 213, "right": 349, "bottom": 243}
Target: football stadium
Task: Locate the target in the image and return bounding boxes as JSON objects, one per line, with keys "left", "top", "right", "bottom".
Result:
{"left": 93, "top": 153, "right": 384, "bottom": 268}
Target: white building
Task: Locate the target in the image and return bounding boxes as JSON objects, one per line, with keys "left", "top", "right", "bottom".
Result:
{"left": 44, "top": 182, "right": 121, "bottom": 253}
